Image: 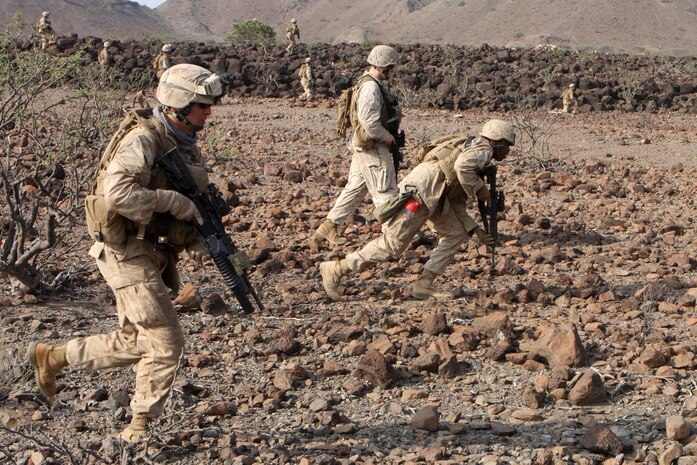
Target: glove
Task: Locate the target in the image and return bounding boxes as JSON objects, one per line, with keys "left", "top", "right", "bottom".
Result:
{"left": 473, "top": 226, "right": 495, "bottom": 246}
{"left": 154, "top": 189, "right": 203, "bottom": 225}
{"left": 187, "top": 240, "right": 212, "bottom": 265}
{"left": 476, "top": 185, "right": 491, "bottom": 204}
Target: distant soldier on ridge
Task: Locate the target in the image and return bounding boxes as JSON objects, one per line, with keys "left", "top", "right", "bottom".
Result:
{"left": 299, "top": 57, "right": 315, "bottom": 100}
{"left": 99, "top": 42, "right": 111, "bottom": 69}
{"left": 153, "top": 44, "right": 173, "bottom": 80}
{"left": 37, "top": 11, "right": 55, "bottom": 51}
{"left": 562, "top": 83, "right": 579, "bottom": 114}
{"left": 286, "top": 18, "right": 300, "bottom": 53}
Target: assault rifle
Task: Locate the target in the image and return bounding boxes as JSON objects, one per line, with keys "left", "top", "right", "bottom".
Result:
{"left": 156, "top": 148, "right": 264, "bottom": 314}
{"left": 477, "top": 164, "right": 505, "bottom": 268}
{"left": 386, "top": 116, "right": 406, "bottom": 172}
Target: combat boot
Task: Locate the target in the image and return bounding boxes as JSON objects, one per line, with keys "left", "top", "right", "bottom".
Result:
{"left": 315, "top": 220, "right": 348, "bottom": 245}
{"left": 319, "top": 259, "right": 350, "bottom": 301}
{"left": 412, "top": 269, "right": 454, "bottom": 301}
{"left": 26, "top": 342, "right": 68, "bottom": 402}
{"left": 120, "top": 414, "right": 152, "bottom": 443}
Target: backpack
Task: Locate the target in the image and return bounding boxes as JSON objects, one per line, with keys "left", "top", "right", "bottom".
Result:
{"left": 335, "top": 74, "right": 378, "bottom": 139}
{"left": 85, "top": 109, "right": 173, "bottom": 244}
{"left": 416, "top": 132, "right": 473, "bottom": 164}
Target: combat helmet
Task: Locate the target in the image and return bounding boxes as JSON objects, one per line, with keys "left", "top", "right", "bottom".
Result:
{"left": 367, "top": 45, "right": 399, "bottom": 68}
{"left": 103, "top": 41, "right": 111, "bottom": 48}
{"left": 42, "top": 11, "right": 50, "bottom": 17}
{"left": 481, "top": 119, "right": 516, "bottom": 145}
{"left": 291, "top": 18, "right": 297, "bottom": 23}
{"left": 162, "top": 44, "right": 173, "bottom": 53}
{"left": 156, "top": 64, "right": 224, "bottom": 110}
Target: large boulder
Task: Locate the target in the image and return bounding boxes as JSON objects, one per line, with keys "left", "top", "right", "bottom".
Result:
{"left": 520, "top": 323, "right": 587, "bottom": 368}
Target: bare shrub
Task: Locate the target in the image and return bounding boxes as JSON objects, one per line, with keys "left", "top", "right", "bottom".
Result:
{"left": 617, "top": 70, "right": 647, "bottom": 108}
{"left": 0, "top": 20, "right": 133, "bottom": 294}
{"left": 0, "top": 346, "right": 31, "bottom": 402}
{"left": 391, "top": 81, "right": 419, "bottom": 110}
{"left": 539, "top": 65, "right": 556, "bottom": 84}
{"left": 637, "top": 283, "right": 667, "bottom": 345}
{"left": 512, "top": 110, "right": 559, "bottom": 168}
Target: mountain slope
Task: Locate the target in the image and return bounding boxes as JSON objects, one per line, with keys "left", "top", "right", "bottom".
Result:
{"left": 157, "top": 0, "right": 697, "bottom": 55}
{"left": 0, "top": 0, "right": 172, "bottom": 41}
{"left": 3, "top": 0, "right": 697, "bottom": 55}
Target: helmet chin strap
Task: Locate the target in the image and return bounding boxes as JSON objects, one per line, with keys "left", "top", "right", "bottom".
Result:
{"left": 165, "top": 106, "right": 203, "bottom": 133}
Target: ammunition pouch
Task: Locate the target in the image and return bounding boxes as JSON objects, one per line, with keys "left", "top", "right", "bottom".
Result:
{"left": 85, "top": 194, "right": 128, "bottom": 244}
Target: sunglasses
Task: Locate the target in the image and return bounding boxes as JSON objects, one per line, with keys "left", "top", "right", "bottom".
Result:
{"left": 194, "top": 102, "right": 212, "bottom": 110}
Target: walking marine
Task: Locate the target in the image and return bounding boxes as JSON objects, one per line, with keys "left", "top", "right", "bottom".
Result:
{"left": 286, "top": 18, "right": 300, "bottom": 52}
{"left": 99, "top": 42, "right": 111, "bottom": 69}
{"left": 315, "top": 45, "right": 402, "bottom": 246}
{"left": 153, "top": 44, "right": 173, "bottom": 80}
{"left": 562, "top": 83, "right": 579, "bottom": 113}
{"left": 319, "top": 119, "right": 515, "bottom": 301}
{"left": 37, "top": 11, "right": 55, "bottom": 51}
{"left": 27, "top": 64, "right": 225, "bottom": 443}
{"left": 299, "top": 57, "right": 315, "bottom": 100}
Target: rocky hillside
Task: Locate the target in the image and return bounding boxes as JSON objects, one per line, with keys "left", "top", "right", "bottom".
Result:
{"left": 157, "top": 0, "right": 697, "bottom": 56}
{"left": 0, "top": 0, "right": 172, "bottom": 41}
{"left": 4, "top": 0, "right": 697, "bottom": 55}
{"left": 39, "top": 38, "right": 697, "bottom": 114}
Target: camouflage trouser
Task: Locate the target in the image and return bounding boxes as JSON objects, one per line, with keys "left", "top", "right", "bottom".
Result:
{"left": 345, "top": 197, "right": 473, "bottom": 275}
{"left": 563, "top": 99, "right": 578, "bottom": 113}
{"left": 65, "top": 237, "right": 184, "bottom": 418}
{"left": 39, "top": 33, "right": 55, "bottom": 50}
{"left": 326, "top": 144, "right": 398, "bottom": 225}
{"left": 301, "top": 78, "right": 314, "bottom": 99}
{"left": 286, "top": 35, "right": 297, "bottom": 52}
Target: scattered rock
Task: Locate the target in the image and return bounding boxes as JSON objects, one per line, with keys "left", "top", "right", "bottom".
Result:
{"left": 659, "top": 443, "right": 683, "bottom": 465}
{"left": 205, "top": 401, "right": 237, "bottom": 416}
{"left": 579, "top": 425, "right": 624, "bottom": 455}
{"left": 410, "top": 405, "right": 440, "bottom": 432}
{"left": 520, "top": 323, "right": 587, "bottom": 368}
{"left": 354, "top": 350, "right": 398, "bottom": 389}
{"left": 666, "top": 414, "right": 691, "bottom": 441}
{"left": 201, "top": 293, "right": 228, "bottom": 315}
{"left": 569, "top": 371, "right": 608, "bottom": 406}
{"left": 265, "top": 337, "right": 302, "bottom": 355}
{"left": 421, "top": 312, "right": 448, "bottom": 335}
{"left": 491, "top": 422, "right": 517, "bottom": 436}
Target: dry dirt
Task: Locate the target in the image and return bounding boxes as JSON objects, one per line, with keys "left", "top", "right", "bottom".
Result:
{"left": 1, "top": 97, "right": 697, "bottom": 465}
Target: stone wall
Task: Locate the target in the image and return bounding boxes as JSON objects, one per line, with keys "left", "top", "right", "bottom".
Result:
{"left": 31, "top": 36, "right": 697, "bottom": 113}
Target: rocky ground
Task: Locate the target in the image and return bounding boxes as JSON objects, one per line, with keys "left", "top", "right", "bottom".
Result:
{"left": 31, "top": 39, "right": 697, "bottom": 115}
{"left": 1, "top": 97, "right": 696, "bottom": 465}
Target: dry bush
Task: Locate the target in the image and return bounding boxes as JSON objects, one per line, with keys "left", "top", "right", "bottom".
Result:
{"left": 0, "top": 19, "right": 140, "bottom": 294}
{"left": 0, "top": 347, "right": 31, "bottom": 402}
{"left": 512, "top": 110, "right": 559, "bottom": 169}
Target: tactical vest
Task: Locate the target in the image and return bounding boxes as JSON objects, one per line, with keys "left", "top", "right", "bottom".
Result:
{"left": 418, "top": 132, "right": 475, "bottom": 200}
{"left": 38, "top": 19, "right": 52, "bottom": 34}
{"left": 350, "top": 74, "right": 401, "bottom": 150}
{"left": 85, "top": 108, "right": 208, "bottom": 248}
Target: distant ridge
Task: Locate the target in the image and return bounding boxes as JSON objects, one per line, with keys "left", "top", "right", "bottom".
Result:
{"left": 3, "top": 0, "right": 697, "bottom": 56}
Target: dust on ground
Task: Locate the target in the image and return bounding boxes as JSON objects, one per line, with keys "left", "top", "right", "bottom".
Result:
{"left": 1, "top": 98, "right": 696, "bottom": 464}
